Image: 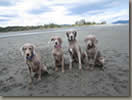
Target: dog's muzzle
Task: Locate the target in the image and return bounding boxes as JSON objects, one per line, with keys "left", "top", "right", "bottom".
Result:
{"left": 70, "top": 36, "right": 73, "bottom": 40}
{"left": 87, "top": 40, "right": 92, "bottom": 46}
{"left": 26, "top": 52, "right": 34, "bottom": 60}
{"left": 26, "top": 53, "right": 30, "bottom": 57}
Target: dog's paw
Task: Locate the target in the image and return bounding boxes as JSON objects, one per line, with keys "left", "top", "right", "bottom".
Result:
{"left": 37, "top": 77, "right": 41, "bottom": 81}
{"left": 79, "top": 66, "right": 82, "bottom": 70}
{"left": 90, "top": 66, "right": 94, "bottom": 71}
{"left": 86, "top": 66, "right": 90, "bottom": 70}
{"left": 55, "top": 67, "right": 58, "bottom": 72}
{"left": 69, "top": 65, "right": 72, "bottom": 70}
{"left": 62, "top": 70, "right": 65, "bottom": 73}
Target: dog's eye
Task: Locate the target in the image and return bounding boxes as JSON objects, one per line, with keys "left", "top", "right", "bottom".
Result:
{"left": 29, "top": 48, "right": 32, "bottom": 50}
{"left": 23, "top": 48, "right": 26, "bottom": 50}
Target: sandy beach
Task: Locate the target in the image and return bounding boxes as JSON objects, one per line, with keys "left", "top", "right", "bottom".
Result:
{"left": 0, "top": 24, "right": 129, "bottom": 96}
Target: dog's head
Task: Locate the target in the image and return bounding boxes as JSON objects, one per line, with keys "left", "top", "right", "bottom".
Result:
{"left": 51, "top": 36, "right": 62, "bottom": 48}
{"left": 20, "top": 43, "right": 36, "bottom": 59}
{"left": 66, "top": 31, "right": 77, "bottom": 41}
{"left": 84, "top": 35, "right": 98, "bottom": 49}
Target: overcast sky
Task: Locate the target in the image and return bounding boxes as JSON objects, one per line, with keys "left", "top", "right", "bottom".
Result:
{"left": 0, "top": 0, "right": 129, "bottom": 27}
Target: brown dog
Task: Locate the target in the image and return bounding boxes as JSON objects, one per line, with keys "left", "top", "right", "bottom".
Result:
{"left": 66, "top": 31, "right": 85, "bottom": 70}
{"left": 20, "top": 43, "right": 47, "bottom": 85}
{"left": 51, "top": 36, "right": 64, "bottom": 72}
{"left": 84, "top": 35, "right": 104, "bottom": 70}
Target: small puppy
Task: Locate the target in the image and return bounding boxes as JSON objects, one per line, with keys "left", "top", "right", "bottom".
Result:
{"left": 66, "top": 31, "right": 85, "bottom": 70}
{"left": 84, "top": 35, "right": 104, "bottom": 70}
{"left": 20, "top": 43, "right": 47, "bottom": 85}
{"left": 51, "top": 36, "right": 64, "bottom": 72}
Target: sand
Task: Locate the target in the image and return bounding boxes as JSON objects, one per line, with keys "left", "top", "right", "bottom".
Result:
{"left": 0, "top": 24, "right": 129, "bottom": 96}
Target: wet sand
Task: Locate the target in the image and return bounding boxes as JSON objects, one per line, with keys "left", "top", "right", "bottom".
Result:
{"left": 0, "top": 24, "right": 129, "bottom": 96}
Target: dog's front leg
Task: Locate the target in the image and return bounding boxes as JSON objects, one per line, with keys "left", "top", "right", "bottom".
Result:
{"left": 77, "top": 50, "right": 82, "bottom": 70}
{"left": 61, "top": 55, "right": 64, "bottom": 72}
{"left": 69, "top": 49, "right": 73, "bottom": 70}
{"left": 69, "top": 54, "right": 73, "bottom": 70}
{"left": 93, "top": 48, "right": 98, "bottom": 67}
{"left": 38, "top": 65, "right": 41, "bottom": 81}
{"left": 28, "top": 65, "right": 33, "bottom": 85}
{"left": 85, "top": 51, "right": 90, "bottom": 69}
{"left": 55, "top": 60, "right": 58, "bottom": 72}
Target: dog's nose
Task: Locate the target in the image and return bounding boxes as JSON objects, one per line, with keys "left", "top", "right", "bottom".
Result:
{"left": 55, "top": 42, "right": 57, "bottom": 45}
{"left": 88, "top": 43, "right": 92, "bottom": 46}
{"left": 27, "top": 53, "right": 29, "bottom": 57}
{"left": 71, "top": 36, "right": 73, "bottom": 39}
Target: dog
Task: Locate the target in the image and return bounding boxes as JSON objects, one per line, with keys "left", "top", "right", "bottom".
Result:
{"left": 66, "top": 31, "right": 85, "bottom": 70}
{"left": 50, "top": 36, "right": 64, "bottom": 72}
{"left": 84, "top": 35, "right": 104, "bottom": 70}
{"left": 20, "top": 43, "right": 47, "bottom": 85}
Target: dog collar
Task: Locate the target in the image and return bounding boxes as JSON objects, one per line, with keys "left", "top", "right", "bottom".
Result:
{"left": 26, "top": 52, "right": 35, "bottom": 61}
{"left": 55, "top": 45, "right": 61, "bottom": 48}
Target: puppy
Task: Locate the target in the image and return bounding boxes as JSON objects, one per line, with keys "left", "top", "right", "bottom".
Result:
{"left": 66, "top": 31, "right": 85, "bottom": 70}
{"left": 20, "top": 43, "right": 47, "bottom": 85}
{"left": 51, "top": 36, "right": 64, "bottom": 72}
{"left": 84, "top": 35, "right": 104, "bottom": 70}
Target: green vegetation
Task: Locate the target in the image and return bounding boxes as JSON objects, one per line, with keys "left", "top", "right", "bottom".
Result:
{"left": 0, "top": 20, "right": 106, "bottom": 32}
{"left": 0, "top": 24, "right": 64, "bottom": 32}
{"left": 74, "top": 19, "right": 106, "bottom": 26}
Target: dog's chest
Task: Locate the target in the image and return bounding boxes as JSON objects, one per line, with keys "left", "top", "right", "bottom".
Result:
{"left": 69, "top": 46, "right": 77, "bottom": 55}
{"left": 27, "top": 60, "right": 40, "bottom": 72}
{"left": 87, "top": 49, "right": 96, "bottom": 58}
{"left": 53, "top": 50, "right": 62, "bottom": 60}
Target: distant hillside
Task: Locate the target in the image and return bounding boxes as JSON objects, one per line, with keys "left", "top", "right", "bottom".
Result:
{"left": 112, "top": 20, "right": 129, "bottom": 24}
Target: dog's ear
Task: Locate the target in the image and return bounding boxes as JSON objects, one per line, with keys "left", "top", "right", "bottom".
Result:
{"left": 20, "top": 46, "right": 24, "bottom": 56}
{"left": 84, "top": 37, "right": 88, "bottom": 43}
{"left": 73, "top": 31, "right": 77, "bottom": 37}
{"left": 31, "top": 44, "right": 36, "bottom": 54}
{"left": 66, "top": 32, "right": 69, "bottom": 37}
{"left": 93, "top": 36, "right": 98, "bottom": 44}
{"left": 58, "top": 37, "right": 62, "bottom": 44}
{"left": 51, "top": 37, "right": 55, "bottom": 41}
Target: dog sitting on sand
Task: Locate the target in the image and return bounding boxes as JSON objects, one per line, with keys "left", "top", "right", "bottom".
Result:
{"left": 66, "top": 31, "right": 85, "bottom": 70}
{"left": 50, "top": 36, "right": 65, "bottom": 72}
{"left": 20, "top": 43, "right": 48, "bottom": 85}
{"left": 84, "top": 35, "right": 104, "bottom": 70}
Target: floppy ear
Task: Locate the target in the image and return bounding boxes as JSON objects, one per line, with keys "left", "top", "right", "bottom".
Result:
{"left": 51, "top": 37, "right": 55, "bottom": 41}
{"left": 73, "top": 31, "right": 77, "bottom": 37}
{"left": 66, "top": 32, "right": 69, "bottom": 37}
{"left": 84, "top": 38, "right": 88, "bottom": 43}
{"left": 93, "top": 37, "right": 98, "bottom": 44}
{"left": 31, "top": 44, "right": 36, "bottom": 54}
{"left": 58, "top": 37, "right": 62, "bottom": 44}
{"left": 20, "top": 46, "right": 24, "bottom": 56}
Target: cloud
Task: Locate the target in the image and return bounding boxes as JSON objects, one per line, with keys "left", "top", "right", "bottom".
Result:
{"left": 28, "top": 7, "right": 51, "bottom": 15}
{"left": 0, "top": 0, "right": 129, "bottom": 27}
{"left": 0, "top": 0, "right": 12, "bottom": 6}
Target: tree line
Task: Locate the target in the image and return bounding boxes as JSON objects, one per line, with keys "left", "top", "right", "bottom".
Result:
{"left": 0, "top": 20, "right": 106, "bottom": 32}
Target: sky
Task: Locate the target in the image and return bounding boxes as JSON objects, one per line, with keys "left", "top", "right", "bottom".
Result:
{"left": 0, "top": 0, "right": 129, "bottom": 27}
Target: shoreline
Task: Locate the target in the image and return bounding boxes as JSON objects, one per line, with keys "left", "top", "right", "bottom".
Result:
{"left": 0, "top": 24, "right": 128, "bottom": 33}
